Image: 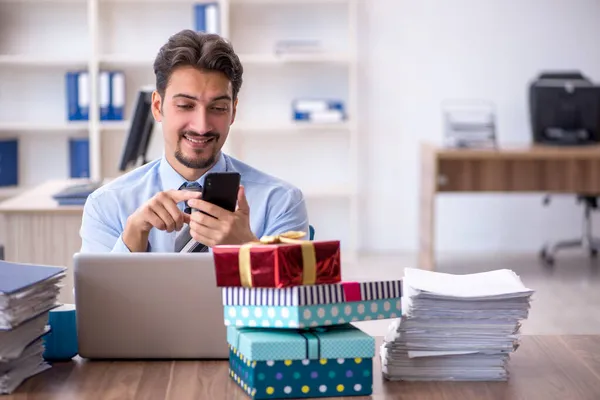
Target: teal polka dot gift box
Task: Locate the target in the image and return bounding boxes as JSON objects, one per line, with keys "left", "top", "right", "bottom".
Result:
{"left": 222, "top": 280, "right": 402, "bottom": 329}
{"left": 227, "top": 324, "right": 374, "bottom": 399}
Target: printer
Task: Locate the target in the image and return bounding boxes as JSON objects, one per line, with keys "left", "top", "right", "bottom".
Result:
{"left": 529, "top": 71, "right": 600, "bottom": 146}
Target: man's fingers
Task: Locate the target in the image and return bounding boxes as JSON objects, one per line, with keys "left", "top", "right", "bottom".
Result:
{"left": 187, "top": 199, "right": 227, "bottom": 219}
{"left": 236, "top": 185, "right": 250, "bottom": 213}
{"left": 145, "top": 209, "right": 167, "bottom": 231}
{"left": 153, "top": 202, "right": 177, "bottom": 232}
{"left": 190, "top": 211, "right": 222, "bottom": 229}
{"left": 189, "top": 223, "right": 217, "bottom": 247}
{"left": 162, "top": 198, "right": 186, "bottom": 231}
{"left": 168, "top": 189, "right": 203, "bottom": 204}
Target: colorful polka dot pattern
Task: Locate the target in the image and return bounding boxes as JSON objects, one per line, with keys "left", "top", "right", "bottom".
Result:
{"left": 228, "top": 346, "right": 373, "bottom": 399}
{"left": 224, "top": 298, "right": 401, "bottom": 329}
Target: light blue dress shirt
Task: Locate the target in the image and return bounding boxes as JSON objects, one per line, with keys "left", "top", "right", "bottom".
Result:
{"left": 79, "top": 152, "right": 309, "bottom": 253}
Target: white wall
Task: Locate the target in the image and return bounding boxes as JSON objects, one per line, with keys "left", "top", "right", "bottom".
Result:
{"left": 358, "top": 0, "right": 600, "bottom": 253}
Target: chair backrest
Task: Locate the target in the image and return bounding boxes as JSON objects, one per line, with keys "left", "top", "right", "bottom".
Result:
{"left": 309, "top": 225, "right": 315, "bottom": 240}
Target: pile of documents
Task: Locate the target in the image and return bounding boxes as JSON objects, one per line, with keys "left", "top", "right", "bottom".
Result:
{"left": 381, "top": 268, "right": 534, "bottom": 381}
{"left": 0, "top": 260, "right": 66, "bottom": 394}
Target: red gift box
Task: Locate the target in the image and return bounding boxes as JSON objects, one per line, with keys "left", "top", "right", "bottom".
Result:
{"left": 212, "top": 232, "right": 341, "bottom": 288}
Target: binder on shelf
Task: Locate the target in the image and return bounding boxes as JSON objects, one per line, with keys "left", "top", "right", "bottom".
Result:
{"left": 292, "top": 98, "right": 347, "bottom": 123}
{"left": 109, "top": 71, "right": 125, "bottom": 121}
{"left": 99, "top": 71, "right": 110, "bottom": 121}
{"left": 293, "top": 99, "right": 345, "bottom": 113}
{"left": 65, "top": 71, "right": 89, "bottom": 121}
{"left": 69, "top": 138, "right": 89, "bottom": 179}
{"left": 0, "top": 138, "right": 18, "bottom": 187}
{"left": 194, "top": 2, "right": 220, "bottom": 34}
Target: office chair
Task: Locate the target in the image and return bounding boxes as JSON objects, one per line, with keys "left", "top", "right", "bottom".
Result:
{"left": 309, "top": 225, "right": 315, "bottom": 240}
{"left": 540, "top": 195, "right": 600, "bottom": 266}
{"left": 0, "top": 244, "right": 4, "bottom": 261}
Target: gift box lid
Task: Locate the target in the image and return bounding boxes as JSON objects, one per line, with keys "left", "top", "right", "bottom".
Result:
{"left": 222, "top": 279, "right": 402, "bottom": 307}
{"left": 227, "top": 324, "right": 375, "bottom": 361}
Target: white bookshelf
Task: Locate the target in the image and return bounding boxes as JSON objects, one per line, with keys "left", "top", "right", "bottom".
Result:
{"left": 0, "top": 0, "right": 360, "bottom": 257}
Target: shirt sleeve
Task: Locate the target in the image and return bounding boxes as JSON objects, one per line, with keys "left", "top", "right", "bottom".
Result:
{"left": 79, "top": 192, "right": 132, "bottom": 253}
{"left": 263, "top": 187, "right": 310, "bottom": 239}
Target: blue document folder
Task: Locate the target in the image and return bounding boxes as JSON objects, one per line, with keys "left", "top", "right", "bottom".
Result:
{"left": 0, "top": 261, "right": 66, "bottom": 296}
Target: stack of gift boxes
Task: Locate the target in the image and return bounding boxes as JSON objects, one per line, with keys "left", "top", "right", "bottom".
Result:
{"left": 212, "top": 232, "right": 403, "bottom": 399}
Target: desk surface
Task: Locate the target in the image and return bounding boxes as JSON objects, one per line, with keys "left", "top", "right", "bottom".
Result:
{"left": 428, "top": 142, "right": 600, "bottom": 159}
{"left": 0, "top": 179, "right": 88, "bottom": 213}
{"left": 6, "top": 335, "right": 600, "bottom": 399}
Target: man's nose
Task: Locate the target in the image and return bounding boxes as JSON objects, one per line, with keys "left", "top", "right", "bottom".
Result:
{"left": 188, "top": 109, "right": 212, "bottom": 134}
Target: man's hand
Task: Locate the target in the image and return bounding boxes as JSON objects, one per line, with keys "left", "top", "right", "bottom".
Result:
{"left": 187, "top": 185, "right": 257, "bottom": 247}
{"left": 123, "top": 189, "right": 202, "bottom": 252}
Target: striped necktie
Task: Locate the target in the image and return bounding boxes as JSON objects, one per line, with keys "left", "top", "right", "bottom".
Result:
{"left": 179, "top": 181, "right": 202, "bottom": 214}
{"left": 175, "top": 181, "right": 208, "bottom": 253}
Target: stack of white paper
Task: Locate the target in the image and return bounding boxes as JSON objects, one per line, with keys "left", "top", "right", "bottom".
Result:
{"left": 0, "top": 260, "right": 66, "bottom": 394}
{"left": 380, "top": 268, "right": 534, "bottom": 381}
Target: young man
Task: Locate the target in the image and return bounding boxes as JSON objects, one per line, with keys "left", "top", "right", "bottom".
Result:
{"left": 79, "top": 30, "right": 309, "bottom": 253}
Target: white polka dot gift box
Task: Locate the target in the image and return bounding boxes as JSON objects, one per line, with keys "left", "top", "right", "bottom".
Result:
{"left": 223, "top": 280, "right": 402, "bottom": 329}
{"left": 227, "top": 324, "right": 374, "bottom": 399}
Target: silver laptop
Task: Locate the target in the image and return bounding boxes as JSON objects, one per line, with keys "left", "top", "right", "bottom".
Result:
{"left": 73, "top": 252, "right": 228, "bottom": 359}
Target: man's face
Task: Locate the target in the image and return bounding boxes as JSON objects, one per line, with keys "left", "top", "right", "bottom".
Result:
{"left": 151, "top": 66, "right": 237, "bottom": 171}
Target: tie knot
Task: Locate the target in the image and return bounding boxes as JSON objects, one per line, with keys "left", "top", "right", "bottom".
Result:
{"left": 180, "top": 181, "right": 202, "bottom": 190}
{"left": 179, "top": 182, "right": 202, "bottom": 214}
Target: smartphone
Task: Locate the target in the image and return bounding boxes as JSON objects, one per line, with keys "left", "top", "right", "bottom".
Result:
{"left": 198, "top": 172, "right": 241, "bottom": 214}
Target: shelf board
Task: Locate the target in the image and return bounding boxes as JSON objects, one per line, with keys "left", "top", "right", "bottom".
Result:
{"left": 240, "top": 53, "right": 352, "bottom": 64}
{"left": 0, "top": 122, "right": 89, "bottom": 133}
{"left": 233, "top": 122, "right": 351, "bottom": 135}
{"left": 98, "top": 0, "right": 215, "bottom": 2}
{"left": 0, "top": 0, "right": 84, "bottom": 3}
{"left": 99, "top": 52, "right": 352, "bottom": 67}
{"left": 0, "top": 55, "right": 87, "bottom": 68}
{"left": 99, "top": 55, "right": 153, "bottom": 67}
{"left": 0, "top": 186, "right": 24, "bottom": 200}
{"left": 100, "top": 121, "right": 130, "bottom": 131}
{"left": 232, "top": 0, "right": 351, "bottom": 3}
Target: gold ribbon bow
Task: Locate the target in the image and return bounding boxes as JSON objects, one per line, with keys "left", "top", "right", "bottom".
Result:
{"left": 238, "top": 231, "right": 317, "bottom": 287}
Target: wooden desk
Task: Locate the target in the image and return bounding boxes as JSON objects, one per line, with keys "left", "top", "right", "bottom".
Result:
{"left": 5, "top": 335, "right": 600, "bottom": 399}
{"left": 419, "top": 142, "right": 600, "bottom": 270}
{"left": 0, "top": 179, "right": 86, "bottom": 304}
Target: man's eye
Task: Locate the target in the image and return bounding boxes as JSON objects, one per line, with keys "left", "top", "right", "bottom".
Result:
{"left": 212, "top": 107, "right": 228, "bottom": 112}
{"left": 177, "top": 104, "right": 193, "bottom": 110}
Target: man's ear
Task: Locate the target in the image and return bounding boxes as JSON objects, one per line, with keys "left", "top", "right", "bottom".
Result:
{"left": 151, "top": 90, "right": 163, "bottom": 122}
{"left": 230, "top": 97, "right": 238, "bottom": 125}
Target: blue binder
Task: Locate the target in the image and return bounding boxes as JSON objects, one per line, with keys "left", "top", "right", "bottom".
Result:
{"left": 0, "top": 260, "right": 65, "bottom": 296}
{"left": 108, "top": 71, "right": 125, "bottom": 120}
{"left": 194, "top": 2, "right": 220, "bottom": 34}
{"left": 0, "top": 139, "right": 18, "bottom": 187}
{"left": 99, "top": 70, "right": 111, "bottom": 121}
{"left": 69, "top": 138, "right": 90, "bottom": 178}
{"left": 65, "top": 71, "right": 90, "bottom": 121}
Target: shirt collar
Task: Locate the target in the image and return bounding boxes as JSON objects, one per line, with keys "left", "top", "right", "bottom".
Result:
{"left": 159, "top": 152, "right": 228, "bottom": 191}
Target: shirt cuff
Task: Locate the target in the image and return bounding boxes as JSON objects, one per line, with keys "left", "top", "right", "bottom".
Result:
{"left": 111, "top": 234, "right": 133, "bottom": 253}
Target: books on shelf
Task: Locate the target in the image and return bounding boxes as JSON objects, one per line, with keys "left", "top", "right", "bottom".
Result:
{"left": 292, "top": 98, "right": 347, "bottom": 123}
{"left": 380, "top": 268, "right": 534, "bottom": 382}
{"left": 0, "top": 139, "right": 18, "bottom": 188}
{"left": 69, "top": 138, "right": 90, "bottom": 179}
{"left": 66, "top": 70, "right": 125, "bottom": 122}
{"left": 194, "top": 2, "right": 219, "bottom": 34}
{"left": 66, "top": 71, "right": 89, "bottom": 122}
{"left": 0, "top": 260, "right": 66, "bottom": 394}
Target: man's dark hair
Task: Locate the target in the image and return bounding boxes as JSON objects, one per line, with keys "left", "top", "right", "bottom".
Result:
{"left": 153, "top": 29, "right": 243, "bottom": 101}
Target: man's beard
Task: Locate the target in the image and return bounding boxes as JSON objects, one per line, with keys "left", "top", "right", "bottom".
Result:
{"left": 175, "top": 130, "right": 220, "bottom": 169}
